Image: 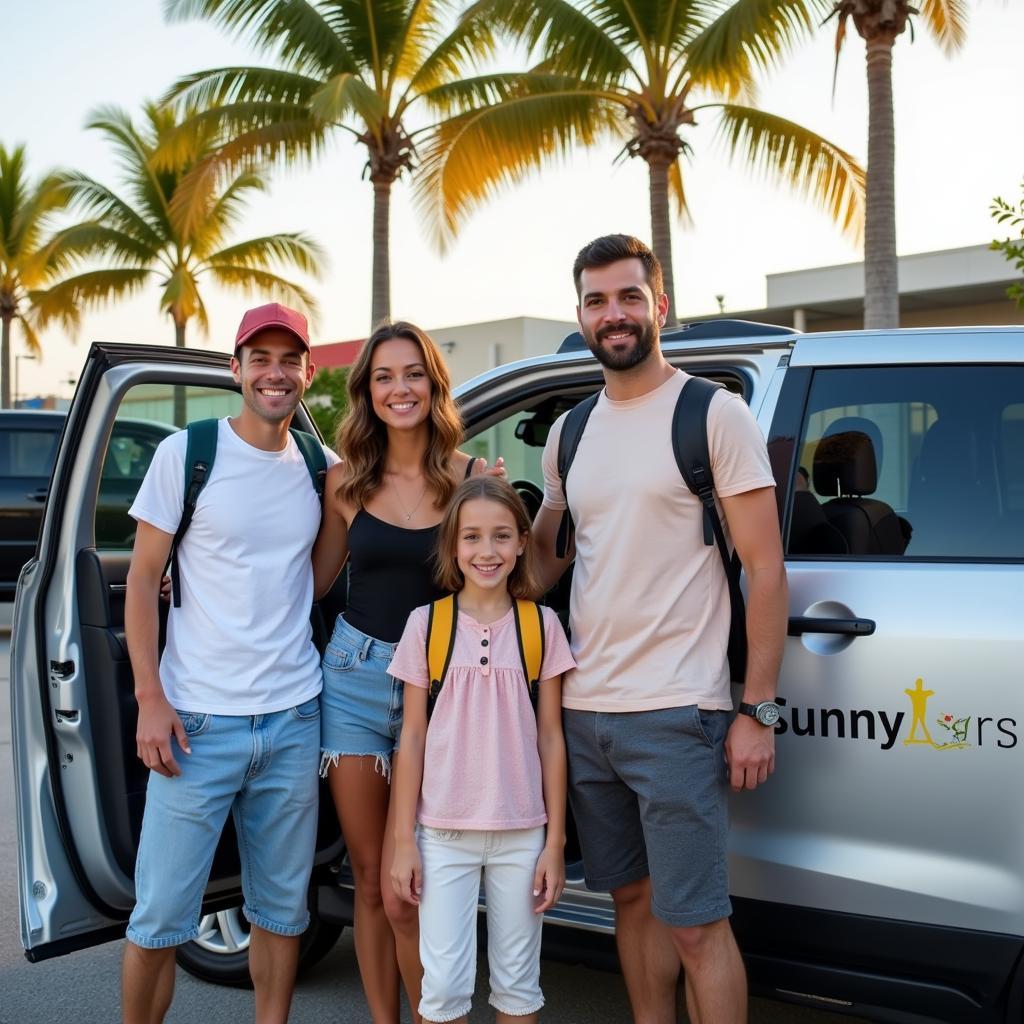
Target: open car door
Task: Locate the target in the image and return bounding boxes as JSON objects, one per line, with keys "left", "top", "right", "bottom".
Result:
{"left": 12, "top": 342, "right": 341, "bottom": 961}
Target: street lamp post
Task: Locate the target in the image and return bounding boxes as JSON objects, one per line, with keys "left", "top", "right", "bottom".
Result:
{"left": 14, "top": 354, "right": 36, "bottom": 408}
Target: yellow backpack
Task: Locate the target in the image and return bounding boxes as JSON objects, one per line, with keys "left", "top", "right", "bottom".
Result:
{"left": 425, "top": 595, "right": 545, "bottom": 720}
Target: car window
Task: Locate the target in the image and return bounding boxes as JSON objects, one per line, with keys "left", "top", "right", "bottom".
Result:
{"left": 786, "top": 366, "right": 1024, "bottom": 560}
{"left": 0, "top": 427, "right": 60, "bottom": 479}
{"left": 95, "top": 383, "right": 242, "bottom": 548}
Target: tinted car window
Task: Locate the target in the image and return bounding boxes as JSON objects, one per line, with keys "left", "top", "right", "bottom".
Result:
{"left": 0, "top": 428, "right": 60, "bottom": 478}
{"left": 786, "top": 366, "right": 1024, "bottom": 559}
{"left": 94, "top": 384, "right": 241, "bottom": 548}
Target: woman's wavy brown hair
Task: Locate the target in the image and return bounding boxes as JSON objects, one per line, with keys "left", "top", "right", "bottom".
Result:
{"left": 335, "top": 321, "right": 463, "bottom": 510}
{"left": 433, "top": 477, "right": 540, "bottom": 600}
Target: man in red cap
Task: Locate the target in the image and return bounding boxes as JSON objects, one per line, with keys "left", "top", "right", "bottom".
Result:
{"left": 122, "top": 303, "right": 337, "bottom": 1024}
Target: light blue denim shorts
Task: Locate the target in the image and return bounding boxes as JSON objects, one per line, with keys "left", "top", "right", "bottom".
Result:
{"left": 126, "top": 698, "right": 321, "bottom": 949}
{"left": 319, "top": 616, "right": 403, "bottom": 781}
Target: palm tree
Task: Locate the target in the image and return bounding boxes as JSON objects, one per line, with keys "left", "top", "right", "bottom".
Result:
{"left": 418, "top": 0, "right": 867, "bottom": 324}
{"left": 51, "top": 102, "right": 324, "bottom": 423}
{"left": 161, "top": 0, "right": 499, "bottom": 328}
{"left": 0, "top": 145, "right": 107, "bottom": 408}
{"left": 829, "top": 1, "right": 967, "bottom": 329}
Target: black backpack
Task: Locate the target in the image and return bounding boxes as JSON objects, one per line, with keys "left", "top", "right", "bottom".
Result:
{"left": 555, "top": 376, "right": 747, "bottom": 684}
{"left": 165, "top": 418, "right": 328, "bottom": 607}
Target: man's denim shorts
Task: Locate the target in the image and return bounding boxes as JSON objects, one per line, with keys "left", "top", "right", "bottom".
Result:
{"left": 563, "top": 704, "right": 732, "bottom": 929}
{"left": 319, "top": 616, "right": 403, "bottom": 781}
{"left": 125, "top": 698, "right": 321, "bottom": 949}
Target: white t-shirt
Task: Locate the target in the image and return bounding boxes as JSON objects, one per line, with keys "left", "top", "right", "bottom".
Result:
{"left": 541, "top": 371, "right": 776, "bottom": 712}
{"left": 129, "top": 418, "right": 339, "bottom": 715}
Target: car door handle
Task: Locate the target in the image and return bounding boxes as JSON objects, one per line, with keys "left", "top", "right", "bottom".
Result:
{"left": 787, "top": 616, "right": 875, "bottom": 637}
{"left": 27, "top": 488, "right": 48, "bottom": 503}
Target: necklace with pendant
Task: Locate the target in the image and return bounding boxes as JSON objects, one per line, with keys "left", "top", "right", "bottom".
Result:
{"left": 390, "top": 473, "right": 429, "bottom": 522}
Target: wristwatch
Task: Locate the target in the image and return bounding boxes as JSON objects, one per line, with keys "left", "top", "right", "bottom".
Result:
{"left": 737, "top": 698, "right": 785, "bottom": 727}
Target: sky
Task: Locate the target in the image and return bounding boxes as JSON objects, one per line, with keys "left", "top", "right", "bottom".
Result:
{"left": 6, "top": 0, "right": 1024, "bottom": 400}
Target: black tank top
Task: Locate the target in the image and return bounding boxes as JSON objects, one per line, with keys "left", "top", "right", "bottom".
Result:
{"left": 343, "top": 459, "right": 477, "bottom": 642}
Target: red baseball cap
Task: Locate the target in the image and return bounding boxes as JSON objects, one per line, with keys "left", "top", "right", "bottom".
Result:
{"left": 234, "top": 302, "right": 310, "bottom": 353}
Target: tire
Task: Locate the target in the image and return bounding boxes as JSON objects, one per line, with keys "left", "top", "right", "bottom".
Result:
{"left": 175, "top": 905, "right": 344, "bottom": 988}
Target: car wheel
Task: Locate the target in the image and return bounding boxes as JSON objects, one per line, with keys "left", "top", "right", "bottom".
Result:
{"left": 176, "top": 905, "right": 344, "bottom": 987}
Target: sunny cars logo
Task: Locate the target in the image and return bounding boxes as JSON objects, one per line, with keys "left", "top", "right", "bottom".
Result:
{"left": 773, "top": 677, "right": 1018, "bottom": 750}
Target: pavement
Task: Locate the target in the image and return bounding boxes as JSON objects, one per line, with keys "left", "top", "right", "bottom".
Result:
{"left": 1, "top": 626, "right": 855, "bottom": 1023}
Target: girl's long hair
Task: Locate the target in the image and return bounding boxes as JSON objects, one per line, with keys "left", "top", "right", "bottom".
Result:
{"left": 434, "top": 477, "right": 541, "bottom": 600}
{"left": 335, "top": 321, "right": 463, "bottom": 510}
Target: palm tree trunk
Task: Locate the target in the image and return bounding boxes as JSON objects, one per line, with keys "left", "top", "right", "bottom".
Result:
{"left": 1, "top": 315, "right": 11, "bottom": 409}
{"left": 173, "top": 317, "right": 187, "bottom": 428}
{"left": 864, "top": 36, "right": 899, "bottom": 330}
{"left": 647, "top": 155, "right": 678, "bottom": 326}
{"left": 371, "top": 178, "right": 392, "bottom": 330}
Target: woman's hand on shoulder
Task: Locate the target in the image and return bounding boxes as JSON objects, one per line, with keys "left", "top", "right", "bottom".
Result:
{"left": 463, "top": 453, "right": 507, "bottom": 480}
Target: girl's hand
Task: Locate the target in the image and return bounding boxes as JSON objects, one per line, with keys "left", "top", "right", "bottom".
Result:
{"left": 391, "top": 838, "right": 422, "bottom": 906}
{"left": 159, "top": 574, "right": 172, "bottom": 603}
{"left": 532, "top": 844, "right": 565, "bottom": 913}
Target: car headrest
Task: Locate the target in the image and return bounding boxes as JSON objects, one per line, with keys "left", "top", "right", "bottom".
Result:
{"left": 813, "top": 430, "right": 878, "bottom": 496}
{"left": 823, "top": 416, "right": 884, "bottom": 475}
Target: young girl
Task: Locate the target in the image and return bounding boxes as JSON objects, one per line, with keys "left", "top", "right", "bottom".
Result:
{"left": 388, "top": 476, "right": 575, "bottom": 1024}
{"left": 312, "top": 321, "right": 503, "bottom": 1023}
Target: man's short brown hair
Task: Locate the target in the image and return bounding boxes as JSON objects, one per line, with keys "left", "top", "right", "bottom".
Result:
{"left": 573, "top": 234, "right": 664, "bottom": 298}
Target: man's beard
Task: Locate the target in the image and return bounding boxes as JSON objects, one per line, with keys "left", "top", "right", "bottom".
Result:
{"left": 584, "top": 321, "right": 657, "bottom": 371}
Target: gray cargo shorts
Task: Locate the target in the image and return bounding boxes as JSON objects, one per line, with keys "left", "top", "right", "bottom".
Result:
{"left": 563, "top": 704, "right": 732, "bottom": 928}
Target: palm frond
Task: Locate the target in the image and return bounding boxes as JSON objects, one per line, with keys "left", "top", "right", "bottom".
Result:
{"left": 29, "top": 268, "right": 152, "bottom": 329}
{"left": 415, "top": 81, "right": 619, "bottom": 251}
{"left": 202, "top": 232, "right": 325, "bottom": 277}
{"left": 18, "top": 315, "right": 44, "bottom": 355}
{"left": 202, "top": 263, "right": 319, "bottom": 319}
{"left": 686, "top": 0, "right": 831, "bottom": 101}
{"left": 667, "top": 156, "right": 693, "bottom": 226}
{"left": 712, "top": 102, "right": 865, "bottom": 243}
{"left": 463, "top": 0, "right": 633, "bottom": 84}
{"left": 418, "top": 73, "right": 535, "bottom": 118}
{"left": 64, "top": 174, "right": 165, "bottom": 251}
{"left": 309, "top": 72, "right": 387, "bottom": 126}
{"left": 187, "top": 170, "right": 267, "bottom": 255}
{"left": 403, "top": 6, "right": 498, "bottom": 100}
{"left": 920, "top": 0, "right": 968, "bottom": 54}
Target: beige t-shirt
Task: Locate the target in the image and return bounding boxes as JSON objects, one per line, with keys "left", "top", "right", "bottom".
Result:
{"left": 541, "top": 370, "right": 775, "bottom": 712}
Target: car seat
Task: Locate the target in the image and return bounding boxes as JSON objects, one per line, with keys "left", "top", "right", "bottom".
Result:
{"left": 812, "top": 430, "right": 908, "bottom": 555}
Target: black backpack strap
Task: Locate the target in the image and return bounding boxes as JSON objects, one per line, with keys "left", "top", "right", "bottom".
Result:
{"left": 464, "top": 457, "right": 478, "bottom": 479}
{"left": 166, "top": 419, "right": 219, "bottom": 608}
{"left": 555, "top": 392, "right": 600, "bottom": 559}
{"left": 289, "top": 428, "right": 328, "bottom": 503}
{"left": 671, "top": 378, "right": 748, "bottom": 684}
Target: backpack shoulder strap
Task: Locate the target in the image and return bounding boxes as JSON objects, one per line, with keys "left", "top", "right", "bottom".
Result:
{"left": 555, "top": 392, "right": 600, "bottom": 558}
{"left": 289, "top": 427, "right": 328, "bottom": 503}
{"left": 166, "top": 418, "right": 219, "bottom": 608}
{"left": 425, "top": 594, "right": 458, "bottom": 720}
{"left": 671, "top": 378, "right": 748, "bottom": 684}
{"left": 513, "top": 599, "right": 545, "bottom": 712}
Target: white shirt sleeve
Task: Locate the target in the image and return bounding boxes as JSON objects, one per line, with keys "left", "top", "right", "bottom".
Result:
{"left": 128, "top": 432, "right": 187, "bottom": 536}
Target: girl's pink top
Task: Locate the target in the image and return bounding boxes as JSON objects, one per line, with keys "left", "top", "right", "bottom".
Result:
{"left": 388, "top": 603, "right": 575, "bottom": 830}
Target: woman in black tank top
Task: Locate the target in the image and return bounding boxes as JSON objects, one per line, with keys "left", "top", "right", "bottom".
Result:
{"left": 311, "top": 321, "right": 502, "bottom": 1022}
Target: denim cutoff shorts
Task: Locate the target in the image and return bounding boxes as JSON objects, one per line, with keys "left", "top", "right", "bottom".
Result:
{"left": 126, "top": 698, "right": 321, "bottom": 949}
{"left": 320, "top": 615, "right": 403, "bottom": 781}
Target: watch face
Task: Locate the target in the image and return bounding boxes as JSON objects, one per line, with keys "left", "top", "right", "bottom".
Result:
{"left": 756, "top": 702, "right": 781, "bottom": 727}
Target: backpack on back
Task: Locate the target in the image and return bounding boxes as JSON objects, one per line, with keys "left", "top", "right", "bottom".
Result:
{"left": 555, "top": 376, "right": 748, "bottom": 684}
{"left": 425, "top": 594, "right": 545, "bottom": 720}
{"left": 165, "top": 418, "right": 328, "bottom": 607}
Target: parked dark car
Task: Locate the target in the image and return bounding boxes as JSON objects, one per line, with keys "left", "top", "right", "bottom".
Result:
{"left": 0, "top": 409, "right": 174, "bottom": 599}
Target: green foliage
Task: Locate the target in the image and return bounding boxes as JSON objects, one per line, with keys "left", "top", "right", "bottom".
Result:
{"left": 991, "top": 179, "right": 1024, "bottom": 308}
{"left": 55, "top": 102, "right": 324, "bottom": 344}
{"left": 304, "top": 365, "right": 349, "bottom": 446}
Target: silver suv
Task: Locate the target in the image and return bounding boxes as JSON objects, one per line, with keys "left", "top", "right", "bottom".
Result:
{"left": 11, "top": 327, "right": 1024, "bottom": 1021}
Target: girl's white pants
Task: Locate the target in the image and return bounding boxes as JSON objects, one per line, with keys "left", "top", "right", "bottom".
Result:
{"left": 417, "top": 825, "right": 546, "bottom": 1022}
